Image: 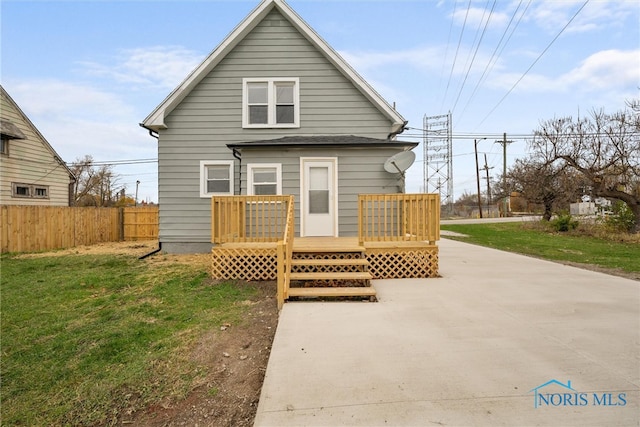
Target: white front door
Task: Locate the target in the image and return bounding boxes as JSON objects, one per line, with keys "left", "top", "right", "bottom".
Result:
{"left": 301, "top": 158, "right": 338, "bottom": 237}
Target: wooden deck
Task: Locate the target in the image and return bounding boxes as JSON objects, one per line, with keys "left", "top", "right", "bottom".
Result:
{"left": 293, "top": 237, "right": 362, "bottom": 252}
{"left": 210, "top": 194, "right": 440, "bottom": 308}
{"left": 212, "top": 237, "right": 438, "bottom": 296}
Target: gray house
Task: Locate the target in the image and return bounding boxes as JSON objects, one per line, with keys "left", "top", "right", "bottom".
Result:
{"left": 142, "top": 0, "right": 416, "bottom": 253}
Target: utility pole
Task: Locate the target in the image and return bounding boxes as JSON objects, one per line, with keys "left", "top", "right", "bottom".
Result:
{"left": 474, "top": 138, "right": 486, "bottom": 218}
{"left": 135, "top": 180, "right": 140, "bottom": 207}
{"left": 495, "top": 133, "right": 513, "bottom": 217}
{"left": 481, "top": 153, "right": 494, "bottom": 216}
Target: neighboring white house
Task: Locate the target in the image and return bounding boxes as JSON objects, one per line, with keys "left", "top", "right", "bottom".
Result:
{"left": 1, "top": 85, "right": 75, "bottom": 206}
{"left": 142, "top": 0, "right": 415, "bottom": 253}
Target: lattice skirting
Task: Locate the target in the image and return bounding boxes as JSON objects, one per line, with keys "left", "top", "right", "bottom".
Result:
{"left": 211, "top": 245, "right": 439, "bottom": 281}
{"left": 366, "top": 246, "right": 439, "bottom": 279}
{"left": 211, "top": 247, "right": 277, "bottom": 281}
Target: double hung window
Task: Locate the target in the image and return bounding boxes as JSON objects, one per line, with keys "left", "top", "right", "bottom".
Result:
{"left": 243, "top": 78, "right": 299, "bottom": 128}
{"left": 200, "top": 161, "right": 234, "bottom": 197}
{"left": 247, "top": 164, "right": 282, "bottom": 195}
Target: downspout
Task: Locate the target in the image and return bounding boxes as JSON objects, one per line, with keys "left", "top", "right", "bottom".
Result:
{"left": 138, "top": 124, "right": 161, "bottom": 256}
{"left": 139, "top": 242, "right": 162, "bottom": 260}
{"left": 387, "top": 120, "right": 409, "bottom": 140}
{"left": 232, "top": 148, "right": 242, "bottom": 195}
{"left": 138, "top": 123, "right": 159, "bottom": 140}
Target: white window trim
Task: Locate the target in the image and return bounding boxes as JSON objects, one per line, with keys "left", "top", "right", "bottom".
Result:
{"left": 247, "top": 163, "right": 282, "bottom": 195}
{"left": 242, "top": 77, "right": 300, "bottom": 129}
{"left": 200, "top": 160, "right": 234, "bottom": 198}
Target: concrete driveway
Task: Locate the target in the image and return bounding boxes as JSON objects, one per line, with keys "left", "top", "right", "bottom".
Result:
{"left": 254, "top": 238, "right": 639, "bottom": 426}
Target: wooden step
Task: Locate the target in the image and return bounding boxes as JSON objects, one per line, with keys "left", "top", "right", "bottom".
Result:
{"left": 289, "top": 272, "right": 372, "bottom": 281}
{"left": 290, "top": 258, "right": 369, "bottom": 267}
{"left": 292, "top": 245, "right": 365, "bottom": 253}
{"left": 288, "top": 287, "right": 376, "bottom": 298}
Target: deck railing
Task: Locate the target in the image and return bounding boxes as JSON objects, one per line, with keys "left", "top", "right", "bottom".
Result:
{"left": 276, "top": 196, "right": 295, "bottom": 310}
{"left": 211, "top": 195, "right": 292, "bottom": 244}
{"left": 358, "top": 193, "right": 440, "bottom": 244}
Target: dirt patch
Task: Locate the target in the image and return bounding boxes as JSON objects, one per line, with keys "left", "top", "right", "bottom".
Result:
{"left": 560, "top": 261, "right": 640, "bottom": 281}
{"left": 15, "top": 240, "right": 160, "bottom": 258}
{"left": 19, "top": 241, "right": 279, "bottom": 427}
{"left": 128, "top": 280, "right": 278, "bottom": 427}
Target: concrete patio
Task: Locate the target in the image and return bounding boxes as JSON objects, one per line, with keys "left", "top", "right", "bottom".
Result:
{"left": 254, "top": 238, "right": 640, "bottom": 426}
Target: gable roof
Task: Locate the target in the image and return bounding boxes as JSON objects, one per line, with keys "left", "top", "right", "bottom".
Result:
{"left": 141, "top": 0, "right": 407, "bottom": 134}
{"left": 0, "top": 85, "right": 75, "bottom": 180}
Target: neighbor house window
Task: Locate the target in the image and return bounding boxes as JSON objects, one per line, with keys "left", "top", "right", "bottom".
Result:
{"left": 247, "top": 164, "right": 282, "bottom": 195}
{"left": 34, "top": 186, "right": 49, "bottom": 198}
{"left": 11, "top": 183, "right": 50, "bottom": 199}
{"left": 200, "top": 161, "right": 234, "bottom": 197}
{"left": 243, "top": 78, "right": 299, "bottom": 128}
{"left": 0, "top": 137, "right": 8, "bottom": 155}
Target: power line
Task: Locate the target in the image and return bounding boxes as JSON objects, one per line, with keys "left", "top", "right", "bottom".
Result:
{"left": 67, "top": 158, "right": 158, "bottom": 167}
{"left": 437, "top": 0, "right": 459, "bottom": 104}
{"left": 451, "top": 0, "right": 497, "bottom": 114}
{"left": 401, "top": 128, "right": 638, "bottom": 140}
{"left": 458, "top": 0, "right": 530, "bottom": 121}
{"left": 475, "top": 0, "right": 591, "bottom": 128}
{"left": 440, "top": 0, "right": 473, "bottom": 112}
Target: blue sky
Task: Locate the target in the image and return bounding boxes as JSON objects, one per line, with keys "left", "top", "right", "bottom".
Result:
{"left": 2, "top": 0, "right": 639, "bottom": 203}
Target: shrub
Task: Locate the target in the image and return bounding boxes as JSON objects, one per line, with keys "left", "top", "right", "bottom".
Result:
{"left": 551, "top": 211, "right": 578, "bottom": 232}
{"left": 604, "top": 201, "right": 635, "bottom": 233}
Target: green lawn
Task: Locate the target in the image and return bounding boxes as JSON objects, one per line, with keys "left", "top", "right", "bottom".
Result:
{"left": 0, "top": 253, "right": 256, "bottom": 426}
{"left": 441, "top": 222, "right": 640, "bottom": 274}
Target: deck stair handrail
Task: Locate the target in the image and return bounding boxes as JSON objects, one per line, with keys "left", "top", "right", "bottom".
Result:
{"left": 276, "top": 195, "right": 295, "bottom": 310}
{"left": 211, "top": 195, "right": 292, "bottom": 244}
{"left": 358, "top": 193, "right": 440, "bottom": 244}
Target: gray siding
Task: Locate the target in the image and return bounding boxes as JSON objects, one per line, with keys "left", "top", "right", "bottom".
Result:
{"left": 240, "top": 147, "right": 406, "bottom": 236}
{"left": 157, "top": 9, "right": 404, "bottom": 249}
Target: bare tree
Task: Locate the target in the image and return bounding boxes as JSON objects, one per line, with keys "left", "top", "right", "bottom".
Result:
{"left": 530, "top": 103, "right": 640, "bottom": 232}
{"left": 69, "top": 155, "right": 121, "bottom": 207}
{"left": 506, "top": 159, "right": 584, "bottom": 220}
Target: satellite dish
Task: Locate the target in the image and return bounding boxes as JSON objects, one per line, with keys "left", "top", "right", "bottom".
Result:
{"left": 384, "top": 150, "right": 416, "bottom": 174}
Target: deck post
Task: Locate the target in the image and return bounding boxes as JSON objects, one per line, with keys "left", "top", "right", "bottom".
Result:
{"left": 276, "top": 240, "right": 285, "bottom": 310}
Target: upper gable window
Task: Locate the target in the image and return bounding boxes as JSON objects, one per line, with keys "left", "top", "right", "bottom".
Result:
{"left": 243, "top": 78, "right": 299, "bottom": 128}
{"left": 0, "top": 137, "right": 8, "bottom": 155}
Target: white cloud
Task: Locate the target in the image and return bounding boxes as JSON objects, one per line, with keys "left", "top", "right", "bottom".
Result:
{"left": 79, "top": 46, "right": 204, "bottom": 90}
{"left": 452, "top": 6, "right": 509, "bottom": 29}
{"left": 529, "top": 0, "right": 638, "bottom": 34}
{"left": 5, "top": 79, "right": 152, "bottom": 164}
{"left": 339, "top": 43, "right": 498, "bottom": 78}
{"left": 8, "top": 79, "right": 135, "bottom": 121}
{"left": 489, "top": 48, "right": 640, "bottom": 95}
{"left": 564, "top": 49, "right": 640, "bottom": 90}
{"left": 340, "top": 46, "right": 443, "bottom": 73}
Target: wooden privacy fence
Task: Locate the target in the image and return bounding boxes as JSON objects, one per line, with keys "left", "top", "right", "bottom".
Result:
{"left": 123, "top": 206, "right": 159, "bottom": 241}
{"left": 358, "top": 193, "right": 440, "bottom": 244}
{"left": 0, "top": 205, "right": 159, "bottom": 253}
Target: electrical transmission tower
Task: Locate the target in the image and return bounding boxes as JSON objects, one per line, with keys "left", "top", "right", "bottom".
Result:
{"left": 423, "top": 112, "right": 453, "bottom": 212}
